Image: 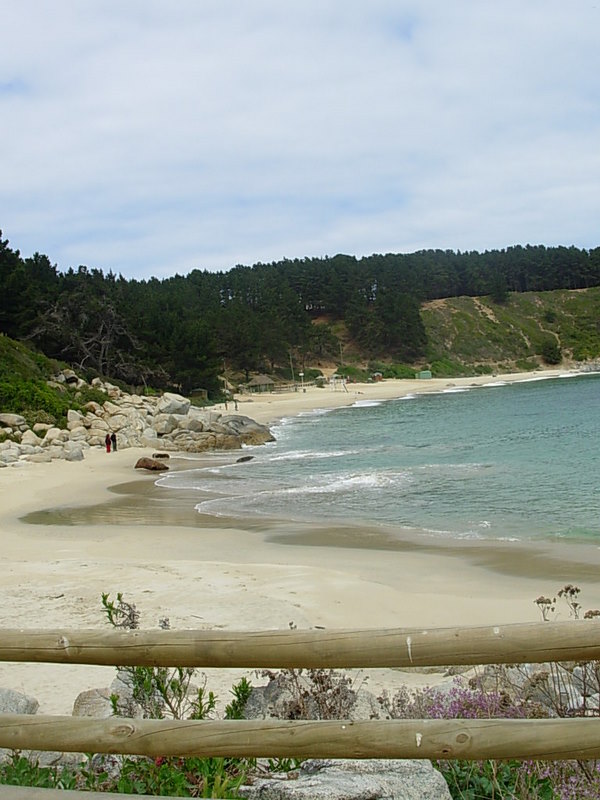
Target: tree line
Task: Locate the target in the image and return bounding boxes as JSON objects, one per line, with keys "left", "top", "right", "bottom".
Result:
{"left": 1, "top": 231, "right": 599, "bottom": 396}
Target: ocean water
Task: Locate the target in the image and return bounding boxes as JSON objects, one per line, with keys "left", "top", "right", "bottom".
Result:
{"left": 157, "top": 373, "right": 600, "bottom": 543}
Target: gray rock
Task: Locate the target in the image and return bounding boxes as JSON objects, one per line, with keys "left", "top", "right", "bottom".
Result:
{"left": 156, "top": 392, "right": 191, "bottom": 416}
{"left": 67, "top": 409, "right": 83, "bottom": 426}
{"left": 61, "top": 369, "right": 79, "bottom": 384}
{"left": 238, "top": 759, "right": 451, "bottom": 800}
{"left": 135, "top": 457, "right": 169, "bottom": 471}
{"left": 105, "top": 413, "right": 129, "bottom": 432}
{"left": 72, "top": 687, "right": 113, "bottom": 718}
{"left": 153, "top": 413, "right": 179, "bottom": 435}
{"left": 186, "top": 418, "right": 205, "bottom": 432}
{"left": 42, "top": 427, "right": 63, "bottom": 443}
{"left": 83, "top": 400, "right": 104, "bottom": 414}
{"left": 20, "top": 430, "right": 43, "bottom": 446}
{"left": 0, "top": 689, "right": 41, "bottom": 765}
{"left": 103, "top": 400, "right": 123, "bottom": 416}
{"left": 141, "top": 428, "right": 159, "bottom": 445}
{"left": 65, "top": 446, "right": 85, "bottom": 462}
{"left": 46, "top": 445, "right": 66, "bottom": 459}
{"left": 17, "top": 444, "right": 38, "bottom": 455}
{"left": 0, "top": 688, "right": 39, "bottom": 715}
{"left": 0, "top": 413, "right": 26, "bottom": 429}
{"left": 68, "top": 426, "right": 88, "bottom": 440}
{"left": 32, "top": 422, "right": 53, "bottom": 434}
{"left": 26, "top": 452, "right": 53, "bottom": 463}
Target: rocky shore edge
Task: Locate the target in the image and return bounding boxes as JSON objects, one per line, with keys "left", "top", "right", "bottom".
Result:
{"left": 0, "top": 370, "right": 274, "bottom": 467}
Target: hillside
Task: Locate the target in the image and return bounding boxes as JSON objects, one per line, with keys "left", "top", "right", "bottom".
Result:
{"left": 417, "top": 287, "right": 600, "bottom": 376}
{"left": 2, "top": 285, "right": 600, "bottom": 429}
{"left": 4, "top": 234, "right": 600, "bottom": 393}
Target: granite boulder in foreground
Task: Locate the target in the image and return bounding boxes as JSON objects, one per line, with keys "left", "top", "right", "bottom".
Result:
{"left": 238, "top": 759, "right": 452, "bottom": 800}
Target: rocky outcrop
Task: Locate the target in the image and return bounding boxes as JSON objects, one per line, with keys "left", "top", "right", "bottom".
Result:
{"left": 0, "top": 370, "right": 274, "bottom": 466}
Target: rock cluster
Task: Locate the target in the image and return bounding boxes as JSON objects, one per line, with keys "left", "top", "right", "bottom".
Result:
{"left": 0, "top": 373, "right": 273, "bottom": 467}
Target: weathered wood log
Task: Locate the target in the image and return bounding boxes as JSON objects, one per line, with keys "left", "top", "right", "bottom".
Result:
{"left": 1, "top": 714, "right": 600, "bottom": 761}
{"left": 0, "top": 620, "right": 599, "bottom": 668}
{"left": 0, "top": 790, "right": 142, "bottom": 799}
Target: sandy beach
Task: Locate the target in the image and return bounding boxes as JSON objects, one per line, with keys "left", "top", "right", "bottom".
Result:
{"left": 2, "top": 369, "right": 600, "bottom": 716}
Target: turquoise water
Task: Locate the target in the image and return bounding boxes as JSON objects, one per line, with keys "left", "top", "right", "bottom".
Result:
{"left": 158, "top": 373, "right": 600, "bottom": 543}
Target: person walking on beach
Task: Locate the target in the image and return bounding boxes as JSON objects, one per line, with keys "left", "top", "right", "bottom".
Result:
{"left": 105, "top": 433, "right": 111, "bottom": 453}
{"left": 110, "top": 432, "right": 117, "bottom": 452}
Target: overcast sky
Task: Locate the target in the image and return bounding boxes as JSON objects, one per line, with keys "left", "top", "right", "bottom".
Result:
{"left": 2, "top": 1, "right": 599, "bottom": 280}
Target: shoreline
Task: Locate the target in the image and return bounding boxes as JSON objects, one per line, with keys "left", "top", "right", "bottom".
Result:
{"left": 1, "top": 367, "right": 598, "bottom": 716}
{"left": 230, "top": 368, "right": 576, "bottom": 426}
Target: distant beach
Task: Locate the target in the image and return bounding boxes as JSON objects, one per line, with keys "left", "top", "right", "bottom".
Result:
{"left": 226, "top": 368, "right": 572, "bottom": 426}
{"left": 1, "top": 367, "right": 599, "bottom": 716}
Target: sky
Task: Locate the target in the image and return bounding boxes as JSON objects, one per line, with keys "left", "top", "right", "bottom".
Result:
{"left": 1, "top": 1, "right": 599, "bottom": 281}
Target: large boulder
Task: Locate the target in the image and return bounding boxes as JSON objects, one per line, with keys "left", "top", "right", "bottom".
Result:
{"left": 61, "top": 369, "right": 79, "bottom": 385}
{"left": 32, "top": 422, "right": 53, "bottom": 434}
{"left": 0, "top": 688, "right": 39, "bottom": 715}
{"left": 152, "top": 413, "right": 179, "bottom": 435}
{"left": 26, "top": 452, "right": 53, "bottom": 463}
{"left": 238, "top": 759, "right": 452, "bottom": 800}
{"left": 46, "top": 444, "right": 66, "bottom": 460}
{"left": 65, "top": 446, "right": 85, "bottom": 462}
{"left": 67, "top": 409, "right": 84, "bottom": 428}
{"left": 42, "top": 427, "right": 64, "bottom": 443}
{"left": 135, "top": 457, "right": 169, "bottom": 471}
{"left": 184, "top": 417, "right": 205, "bottom": 433}
{"left": 83, "top": 400, "right": 104, "bottom": 414}
{"left": 20, "top": 430, "right": 43, "bottom": 447}
{"left": 105, "top": 413, "right": 130, "bottom": 432}
{"left": 0, "top": 413, "right": 27, "bottom": 429}
{"left": 68, "top": 426, "right": 88, "bottom": 441}
{"left": 156, "top": 392, "right": 191, "bottom": 416}
{"left": 141, "top": 427, "right": 159, "bottom": 445}
{"left": 220, "top": 415, "right": 275, "bottom": 444}
{"left": 72, "top": 688, "right": 113, "bottom": 719}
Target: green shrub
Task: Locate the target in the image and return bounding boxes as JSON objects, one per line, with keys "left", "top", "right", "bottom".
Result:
{"left": 515, "top": 358, "right": 540, "bottom": 371}
{"left": 0, "top": 755, "right": 77, "bottom": 791}
{"left": 337, "top": 364, "right": 370, "bottom": 382}
{"left": 540, "top": 338, "right": 562, "bottom": 365}
{"left": 369, "top": 362, "right": 416, "bottom": 379}
{"left": 429, "top": 358, "right": 466, "bottom": 377}
{"left": 0, "top": 378, "right": 70, "bottom": 423}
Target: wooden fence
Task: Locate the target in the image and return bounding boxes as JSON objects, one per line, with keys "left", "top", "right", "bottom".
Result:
{"left": 0, "top": 620, "right": 599, "bottom": 796}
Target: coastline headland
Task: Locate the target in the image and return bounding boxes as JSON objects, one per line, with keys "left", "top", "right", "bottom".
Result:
{"left": 1, "top": 366, "right": 599, "bottom": 716}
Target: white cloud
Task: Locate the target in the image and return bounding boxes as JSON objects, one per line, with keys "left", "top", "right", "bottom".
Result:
{"left": 1, "top": 0, "right": 599, "bottom": 278}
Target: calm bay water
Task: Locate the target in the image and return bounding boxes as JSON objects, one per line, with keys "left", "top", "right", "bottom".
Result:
{"left": 158, "top": 373, "right": 600, "bottom": 543}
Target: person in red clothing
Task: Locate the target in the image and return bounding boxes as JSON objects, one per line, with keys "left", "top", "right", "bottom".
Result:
{"left": 105, "top": 433, "right": 111, "bottom": 453}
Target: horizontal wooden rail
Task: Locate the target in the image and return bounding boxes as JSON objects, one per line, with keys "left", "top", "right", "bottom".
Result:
{"left": 0, "top": 791, "right": 140, "bottom": 800}
{"left": 0, "top": 620, "right": 599, "bottom": 668}
{"left": 1, "top": 715, "right": 600, "bottom": 761}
